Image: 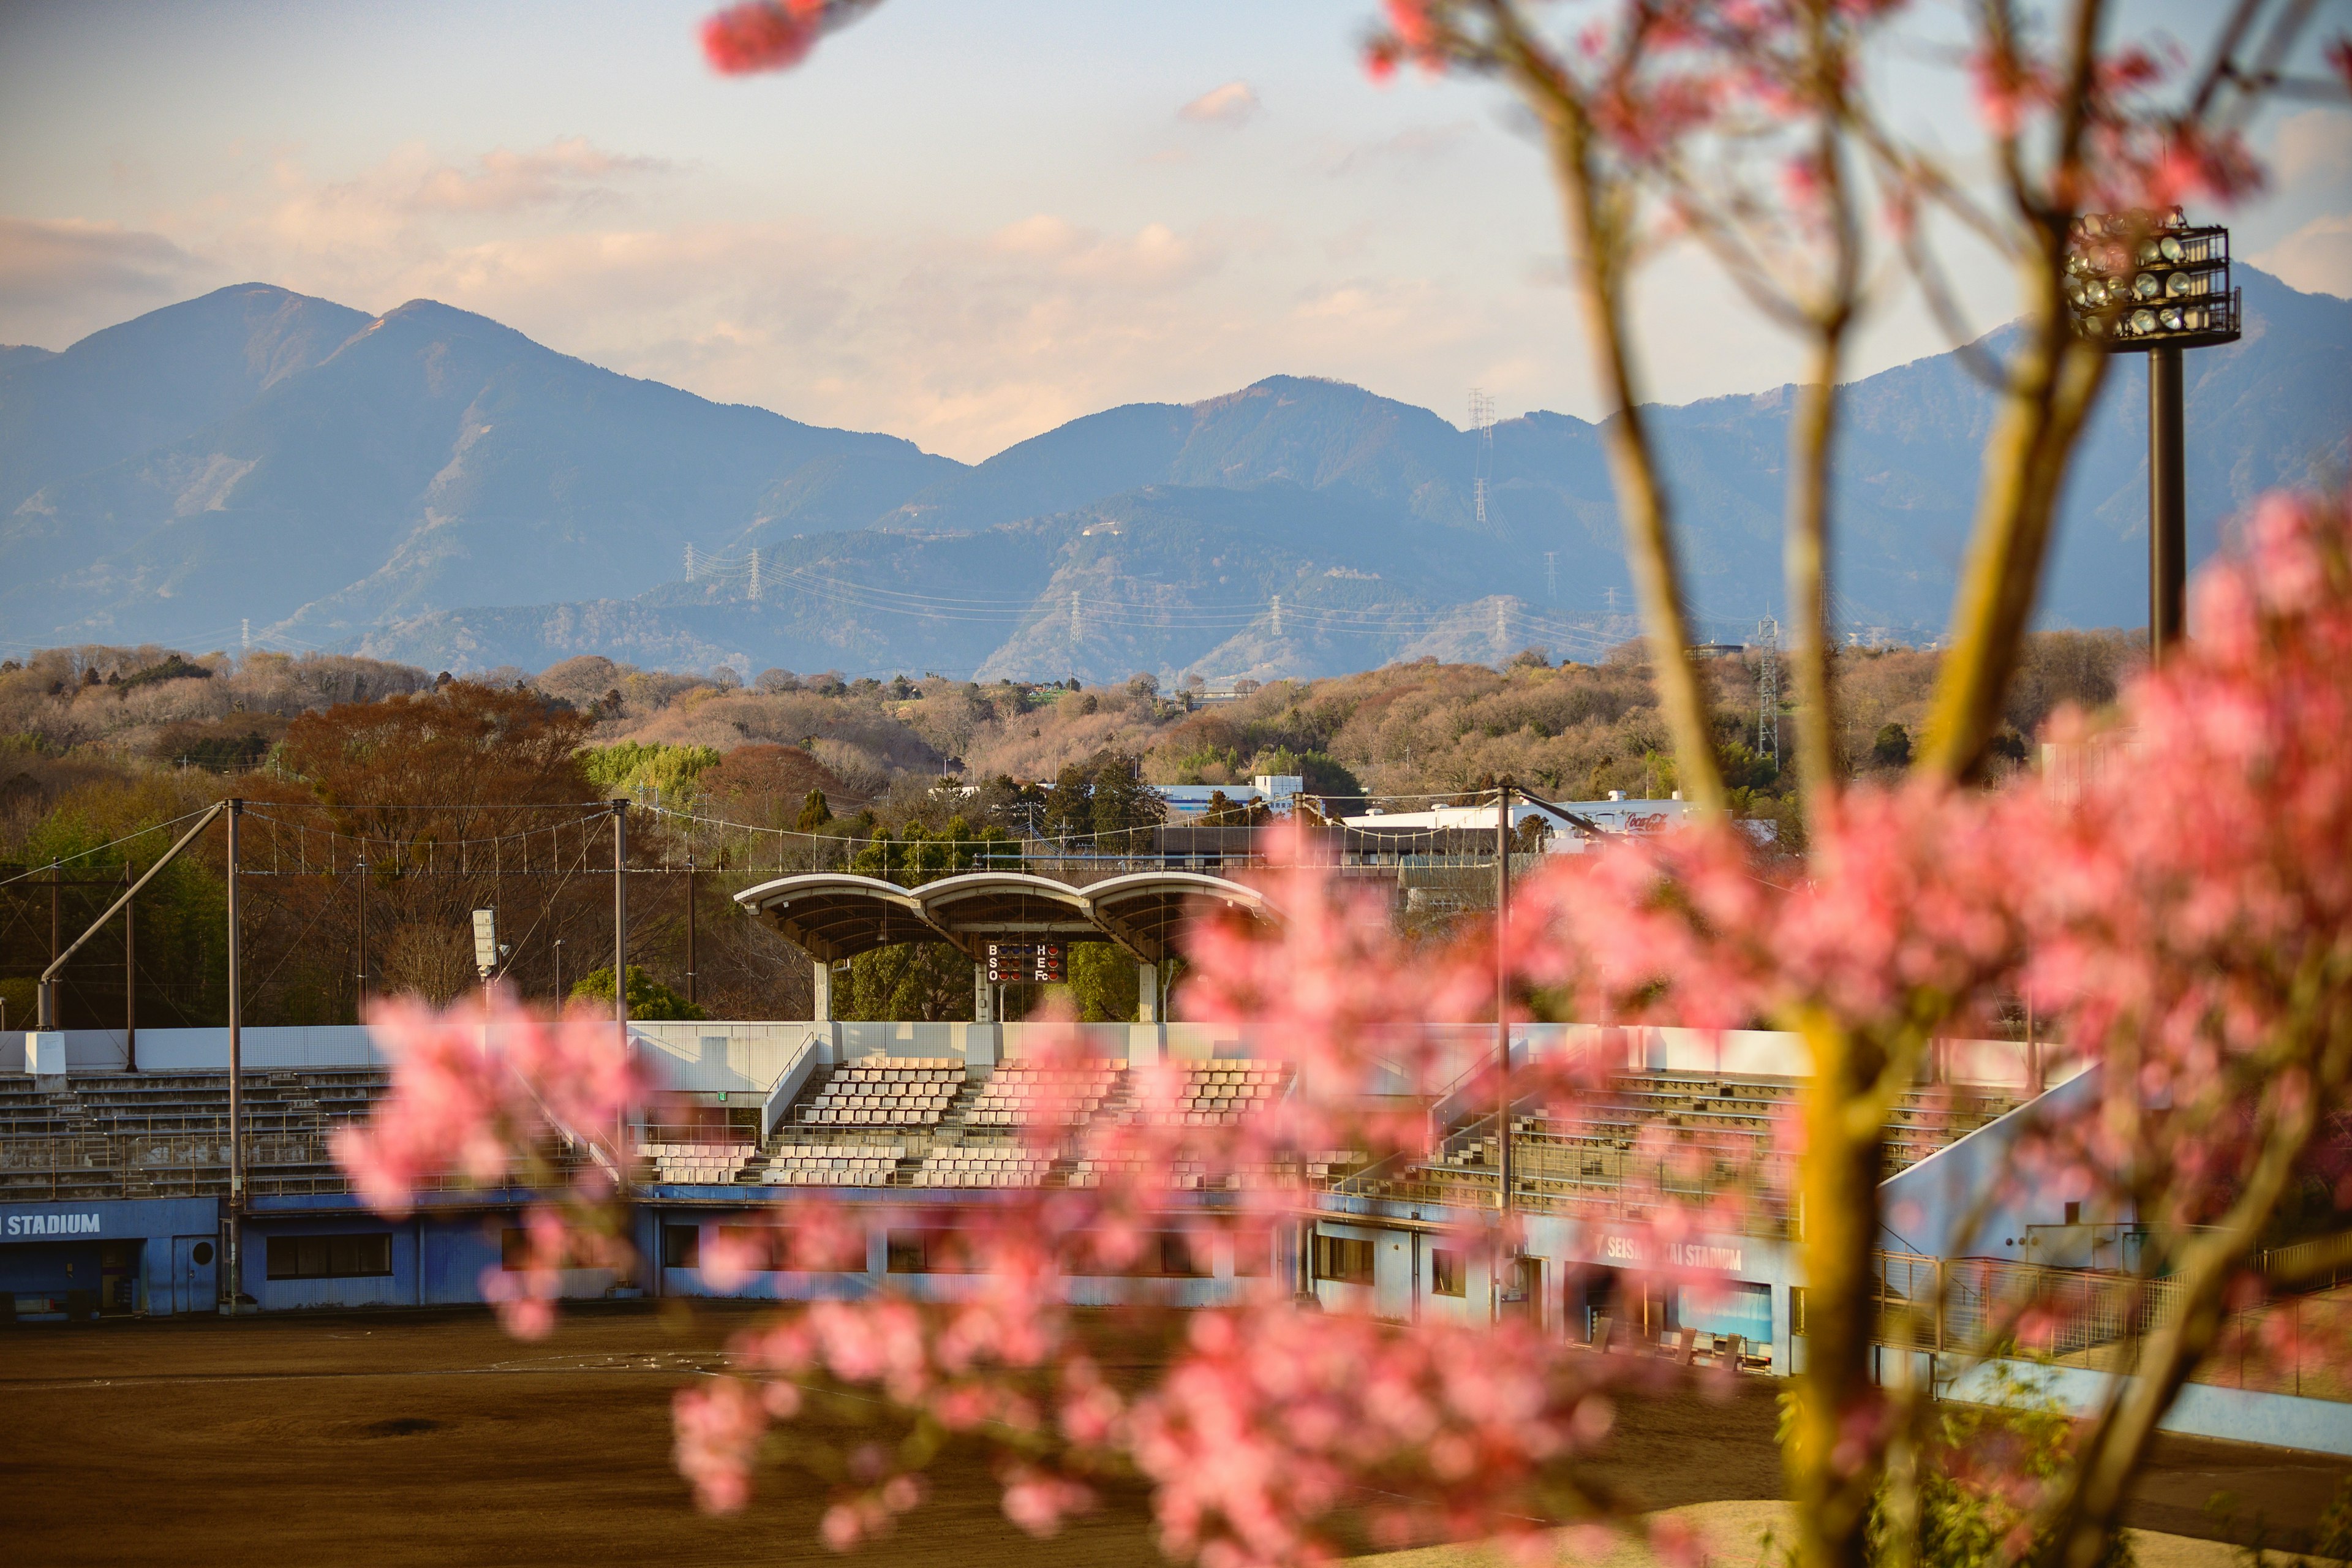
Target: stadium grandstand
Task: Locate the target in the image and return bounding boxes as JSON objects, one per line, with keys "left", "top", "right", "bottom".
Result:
{"left": 5, "top": 869, "right": 2343, "bottom": 1458}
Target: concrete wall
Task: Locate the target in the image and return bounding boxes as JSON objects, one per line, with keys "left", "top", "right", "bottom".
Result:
{"left": 1944, "top": 1357, "right": 2352, "bottom": 1458}
{"left": 630, "top": 1021, "right": 831, "bottom": 1095}
{"left": 638, "top": 1201, "right": 1262, "bottom": 1309}
{"left": 1877, "top": 1063, "right": 2109, "bottom": 1262}
{"left": 20, "top": 1025, "right": 388, "bottom": 1074}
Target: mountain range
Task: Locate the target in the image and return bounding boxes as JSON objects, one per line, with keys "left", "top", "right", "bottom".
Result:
{"left": 2, "top": 273, "right": 2346, "bottom": 684}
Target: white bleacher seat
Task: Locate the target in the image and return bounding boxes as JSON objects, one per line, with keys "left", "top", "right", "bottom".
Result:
{"left": 797, "top": 1058, "right": 966, "bottom": 1130}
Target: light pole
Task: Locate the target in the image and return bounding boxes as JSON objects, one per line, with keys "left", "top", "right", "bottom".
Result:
{"left": 2062, "top": 206, "right": 2239, "bottom": 663}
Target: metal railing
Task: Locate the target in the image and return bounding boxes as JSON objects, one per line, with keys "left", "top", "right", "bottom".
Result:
{"left": 1872, "top": 1240, "right": 2352, "bottom": 1403}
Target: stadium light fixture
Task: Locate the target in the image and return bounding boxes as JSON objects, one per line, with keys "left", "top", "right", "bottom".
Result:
{"left": 2064, "top": 207, "right": 2240, "bottom": 663}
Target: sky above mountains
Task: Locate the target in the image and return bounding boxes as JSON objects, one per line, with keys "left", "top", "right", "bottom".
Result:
{"left": 2, "top": 1, "right": 2348, "bottom": 464}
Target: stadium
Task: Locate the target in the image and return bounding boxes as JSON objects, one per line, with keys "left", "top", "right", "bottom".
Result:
{"left": 8, "top": 842, "right": 2343, "bottom": 1464}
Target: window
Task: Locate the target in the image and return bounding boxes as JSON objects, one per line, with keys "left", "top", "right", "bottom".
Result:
{"left": 1789, "top": 1285, "right": 1807, "bottom": 1336}
{"left": 266, "top": 1233, "right": 391, "bottom": 1281}
{"left": 662, "top": 1224, "right": 700, "bottom": 1270}
{"left": 1234, "top": 1226, "right": 1272, "bottom": 1278}
{"left": 1431, "top": 1248, "right": 1466, "bottom": 1298}
{"left": 716, "top": 1226, "right": 793, "bottom": 1273}
{"left": 505, "top": 1229, "right": 606, "bottom": 1271}
{"left": 1153, "top": 1232, "right": 1208, "bottom": 1278}
{"left": 1313, "top": 1234, "right": 1375, "bottom": 1286}
{"left": 2064, "top": 1201, "right": 2081, "bottom": 1226}
{"left": 886, "top": 1229, "right": 978, "bottom": 1274}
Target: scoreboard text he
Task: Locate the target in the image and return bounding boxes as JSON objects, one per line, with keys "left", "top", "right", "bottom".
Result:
{"left": 986, "top": 941, "right": 1066, "bottom": 983}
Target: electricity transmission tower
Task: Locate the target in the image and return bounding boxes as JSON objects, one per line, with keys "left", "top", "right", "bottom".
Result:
{"left": 1755, "top": 616, "right": 1781, "bottom": 767}
{"left": 1468, "top": 388, "right": 1496, "bottom": 527}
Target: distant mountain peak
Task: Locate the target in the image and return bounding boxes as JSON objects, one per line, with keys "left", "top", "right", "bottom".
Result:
{"left": 3, "top": 272, "right": 2345, "bottom": 682}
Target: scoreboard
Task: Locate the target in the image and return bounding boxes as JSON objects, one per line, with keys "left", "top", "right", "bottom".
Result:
{"left": 985, "top": 941, "right": 1065, "bottom": 983}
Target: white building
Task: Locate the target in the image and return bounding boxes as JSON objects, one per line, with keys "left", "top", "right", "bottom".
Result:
{"left": 1342, "top": 792, "right": 1690, "bottom": 850}
{"left": 1157, "top": 774, "right": 1306, "bottom": 818}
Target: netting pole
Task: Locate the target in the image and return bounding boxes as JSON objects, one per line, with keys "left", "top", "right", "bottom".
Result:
{"left": 225, "top": 799, "right": 246, "bottom": 1315}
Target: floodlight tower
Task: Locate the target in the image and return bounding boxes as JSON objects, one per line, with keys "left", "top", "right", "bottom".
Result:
{"left": 2062, "top": 208, "right": 2239, "bottom": 663}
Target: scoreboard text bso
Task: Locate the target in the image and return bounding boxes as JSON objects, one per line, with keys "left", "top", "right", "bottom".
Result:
{"left": 986, "top": 941, "right": 1065, "bottom": 983}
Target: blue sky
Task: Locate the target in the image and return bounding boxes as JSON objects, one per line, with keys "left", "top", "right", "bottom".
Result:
{"left": 2, "top": 0, "right": 2345, "bottom": 462}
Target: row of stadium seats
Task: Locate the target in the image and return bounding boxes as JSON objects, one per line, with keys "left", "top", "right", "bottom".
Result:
{"left": 799, "top": 1059, "right": 967, "bottom": 1127}
{"left": 0, "top": 1069, "right": 396, "bottom": 1200}
{"left": 965, "top": 1062, "right": 1121, "bottom": 1127}
{"left": 645, "top": 1141, "right": 755, "bottom": 1184}
{"left": 1109, "top": 1063, "right": 1292, "bottom": 1128}
{"left": 785, "top": 1058, "right": 1296, "bottom": 1134}
{"left": 1065, "top": 1150, "right": 1361, "bottom": 1190}
{"left": 764, "top": 1147, "right": 904, "bottom": 1185}
{"left": 1363, "top": 1070, "right": 2018, "bottom": 1216}
{"left": 913, "top": 1148, "right": 1057, "bottom": 1186}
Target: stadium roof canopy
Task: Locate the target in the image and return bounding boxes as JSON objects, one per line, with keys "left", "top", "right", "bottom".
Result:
{"left": 734, "top": 870, "right": 1275, "bottom": 964}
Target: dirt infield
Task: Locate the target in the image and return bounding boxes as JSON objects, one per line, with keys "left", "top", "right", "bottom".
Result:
{"left": 1, "top": 1305, "right": 2342, "bottom": 1567}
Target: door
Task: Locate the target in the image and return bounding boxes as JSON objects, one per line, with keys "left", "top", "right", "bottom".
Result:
{"left": 1500, "top": 1255, "right": 1543, "bottom": 1324}
{"left": 173, "top": 1236, "right": 217, "bottom": 1315}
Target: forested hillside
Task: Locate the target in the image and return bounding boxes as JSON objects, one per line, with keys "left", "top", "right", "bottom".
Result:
{"left": 0, "top": 631, "right": 2136, "bottom": 1031}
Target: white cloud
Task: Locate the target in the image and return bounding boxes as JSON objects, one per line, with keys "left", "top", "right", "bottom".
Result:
{"left": 1177, "top": 81, "right": 1260, "bottom": 127}
{"left": 1323, "top": 121, "right": 1473, "bottom": 178}
{"left": 2252, "top": 211, "right": 2352, "bottom": 299}
{"left": 0, "top": 218, "right": 214, "bottom": 342}
{"left": 2268, "top": 108, "right": 2352, "bottom": 193}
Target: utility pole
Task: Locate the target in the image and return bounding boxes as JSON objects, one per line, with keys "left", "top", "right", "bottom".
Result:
{"left": 43, "top": 862, "right": 59, "bottom": 1028}
{"left": 2149, "top": 344, "right": 2185, "bottom": 662}
{"left": 354, "top": 857, "right": 368, "bottom": 1023}
{"left": 1495, "top": 783, "right": 1512, "bottom": 1202}
{"left": 612, "top": 801, "right": 630, "bottom": 1048}
{"left": 225, "top": 799, "right": 245, "bottom": 1314}
{"left": 1494, "top": 779, "right": 1513, "bottom": 1318}
{"left": 123, "top": 864, "right": 135, "bottom": 1072}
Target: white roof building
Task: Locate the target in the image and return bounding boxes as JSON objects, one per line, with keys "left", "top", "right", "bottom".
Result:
{"left": 1157, "top": 775, "right": 1306, "bottom": 818}
{"left": 1342, "top": 792, "right": 1691, "bottom": 850}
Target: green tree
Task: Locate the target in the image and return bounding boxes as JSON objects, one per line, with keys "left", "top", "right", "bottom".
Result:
{"left": 568, "top": 964, "right": 706, "bottom": 1020}
{"left": 577, "top": 741, "right": 723, "bottom": 802}
{"left": 840, "top": 942, "right": 973, "bottom": 1022}
{"left": 1200, "top": 789, "right": 1269, "bottom": 827}
{"left": 1858, "top": 1371, "right": 2133, "bottom": 1568}
{"left": 1041, "top": 763, "right": 1091, "bottom": 844}
{"left": 1063, "top": 942, "right": 1140, "bottom": 1022}
{"left": 851, "top": 816, "right": 1014, "bottom": 884}
{"left": 794, "top": 788, "right": 832, "bottom": 833}
{"left": 1088, "top": 752, "right": 1164, "bottom": 850}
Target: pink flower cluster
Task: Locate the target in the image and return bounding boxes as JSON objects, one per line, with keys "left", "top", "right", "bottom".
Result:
{"left": 339, "top": 471, "right": 2352, "bottom": 1556}
{"left": 699, "top": 1, "right": 878, "bottom": 76}
{"left": 331, "top": 993, "right": 650, "bottom": 1336}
